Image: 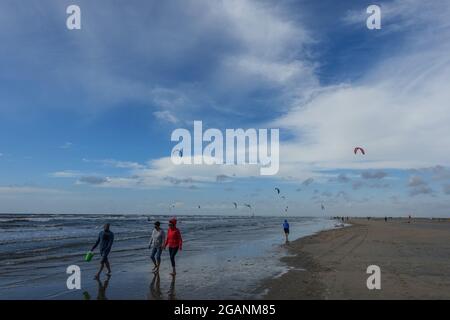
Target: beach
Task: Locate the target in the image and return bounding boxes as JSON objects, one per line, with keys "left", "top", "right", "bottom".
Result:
{"left": 263, "top": 218, "right": 450, "bottom": 299}
{"left": 3, "top": 215, "right": 449, "bottom": 300}
{"left": 0, "top": 214, "right": 338, "bottom": 299}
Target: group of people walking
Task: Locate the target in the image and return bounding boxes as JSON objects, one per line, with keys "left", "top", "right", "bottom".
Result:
{"left": 90, "top": 217, "right": 292, "bottom": 280}
{"left": 148, "top": 218, "right": 183, "bottom": 275}
{"left": 90, "top": 218, "right": 183, "bottom": 279}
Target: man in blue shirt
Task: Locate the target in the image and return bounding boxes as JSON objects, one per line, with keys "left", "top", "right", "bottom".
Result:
{"left": 283, "top": 220, "right": 290, "bottom": 243}
{"left": 91, "top": 223, "right": 114, "bottom": 279}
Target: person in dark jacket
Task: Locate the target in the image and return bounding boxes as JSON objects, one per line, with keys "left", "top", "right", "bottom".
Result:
{"left": 91, "top": 223, "right": 114, "bottom": 279}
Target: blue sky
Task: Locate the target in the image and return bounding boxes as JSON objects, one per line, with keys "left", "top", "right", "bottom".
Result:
{"left": 0, "top": 0, "right": 449, "bottom": 216}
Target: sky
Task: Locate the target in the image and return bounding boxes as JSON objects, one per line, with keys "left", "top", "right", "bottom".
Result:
{"left": 0, "top": 0, "right": 449, "bottom": 216}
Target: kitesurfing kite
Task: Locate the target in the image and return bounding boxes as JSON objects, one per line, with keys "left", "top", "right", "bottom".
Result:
{"left": 172, "top": 149, "right": 183, "bottom": 157}
{"left": 233, "top": 202, "right": 238, "bottom": 209}
{"left": 275, "top": 187, "right": 280, "bottom": 194}
{"left": 244, "top": 203, "right": 253, "bottom": 218}
{"left": 354, "top": 147, "right": 365, "bottom": 155}
{"left": 321, "top": 203, "right": 325, "bottom": 210}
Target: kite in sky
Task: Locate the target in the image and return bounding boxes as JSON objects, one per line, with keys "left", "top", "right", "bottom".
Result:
{"left": 354, "top": 147, "right": 365, "bottom": 155}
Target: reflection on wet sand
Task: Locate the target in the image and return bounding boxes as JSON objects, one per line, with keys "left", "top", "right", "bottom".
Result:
{"left": 148, "top": 273, "right": 162, "bottom": 300}
{"left": 147, "top": 272, "right": 177, "bottom": 300}
{"left": 96, "top": 275, "right": 110, "bottom": 300}
{"left": 82, "top": 275, "right": 111, "bottom": 300}
{"left": 168, "top": 275, "right": 176, "bottom": 300}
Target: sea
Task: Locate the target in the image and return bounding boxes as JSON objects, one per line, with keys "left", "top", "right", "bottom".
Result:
{"left": 0, "top": 214, "right": 340, "bottom": 299}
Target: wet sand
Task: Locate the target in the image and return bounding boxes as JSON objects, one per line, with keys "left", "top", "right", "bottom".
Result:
{"left": 0, "top": 217, "right": 339, "bottom": 300}
{"left": 263, "top": 218, "right": 450, "bottom": 299}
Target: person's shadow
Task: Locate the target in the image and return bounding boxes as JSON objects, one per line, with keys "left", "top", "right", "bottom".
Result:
{"left": 83, "top": 275, "right": 111, "bottom": 300}
{"left": 168, "top": 275, "right": 176, "bottom": 300}
{"left": 148, "top": 273, "right": 162, "bottom": 300}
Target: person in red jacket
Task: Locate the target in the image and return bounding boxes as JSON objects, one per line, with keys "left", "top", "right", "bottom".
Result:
{"left": 164, "top": 218, "right": 182, "bottom": 276}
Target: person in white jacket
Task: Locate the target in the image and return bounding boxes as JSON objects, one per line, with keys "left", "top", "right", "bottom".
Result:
{"left": 148, "top": 221, "right": 165, "bottom": 273}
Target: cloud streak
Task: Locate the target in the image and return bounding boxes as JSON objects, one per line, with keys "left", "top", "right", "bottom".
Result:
{"left": 77, "top": 176, "right": 109, "bottom": 185}
{"left": 361, "top": 171, "right": 387, "bottom": 179}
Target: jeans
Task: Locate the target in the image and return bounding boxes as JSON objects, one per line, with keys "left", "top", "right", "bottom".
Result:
{"left": 151, "top": 247, "right": 163, "bottom": 264}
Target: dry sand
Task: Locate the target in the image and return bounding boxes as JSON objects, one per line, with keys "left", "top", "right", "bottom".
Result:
{"left": 263, "top": 218, "right": 450, "bottom": 299}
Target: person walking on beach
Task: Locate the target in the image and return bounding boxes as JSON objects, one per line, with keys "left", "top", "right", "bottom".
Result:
{"left": 283, "top": 219, "right": 290, "bottom": 243}
{"left": 149, "top": 221, "right": 165, "bottom": 273}
{"left": 164, "top": 218, "right": 182, "bottom": 276}
{"left": 91, "top": 223, "right": 114, "bottom": 279}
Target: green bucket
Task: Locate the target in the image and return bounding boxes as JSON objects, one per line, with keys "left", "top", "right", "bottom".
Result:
{"left": 84, "top": 251, "right": 94, "bottom": 262}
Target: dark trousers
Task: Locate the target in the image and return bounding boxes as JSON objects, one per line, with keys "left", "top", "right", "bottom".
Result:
{"left": 169, "top": 247, "right": 179, "bottom": 267}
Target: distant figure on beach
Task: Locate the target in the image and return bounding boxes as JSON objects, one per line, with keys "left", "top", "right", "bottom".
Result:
{"left": 164, "top": 218, "right": 182, "bottom": 276}
{"left": 385, "top": 217, "right": 387, "bottom": 222}
{"left": 149, "top": 221, "right": 165, "bottom": 273}
{"left": 283, "top": 219, "right": 290, "bottom": 243}
{"left": 91, "top": 223, "right": 114, "bottom": 279}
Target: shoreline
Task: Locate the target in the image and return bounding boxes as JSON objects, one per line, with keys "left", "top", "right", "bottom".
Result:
{"left": 0, "top": 215, "right": 337, "bottom": 300}
{"left": 262, "top": 218, "right": 450, "bottom": 299}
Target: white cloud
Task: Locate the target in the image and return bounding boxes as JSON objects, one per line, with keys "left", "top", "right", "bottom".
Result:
{"left": 0, "top": 186, "right": 68, "bottom": 195}
{"left": 82, "top": 158, "right": 145, "bottom": 170}
{"left": 79, "top": 155, "right": 262, "bottom": 189}
{"left": 0, "top": 0, "right": 315, "bottom": 121}
{"left": 270, "top": 4, "right": 450, "bottom": 175}
{"left": 150, "top": 87, "right": 188, "bottom": 110}
{"left": 273, "top": 71, "right": 450, "bottom": 171}
{"left": 59, "top": 142, "right": 73, "bottom": 149}
{"left": 50, "top": 170, "right": 82, "bottom": 178}
{"left": 49, "top": 1, "right": 450, "bottom": 190}
{"left": 153, "top": 110, "right": 180, "bottom": 124}
{"left": 343, "top": 0, "right": 450, "bottom": 33}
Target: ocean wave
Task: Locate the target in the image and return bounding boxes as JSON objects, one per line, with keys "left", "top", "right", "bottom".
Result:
{"left": 0, "top": 244, "right": 149, "bottom": 268}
